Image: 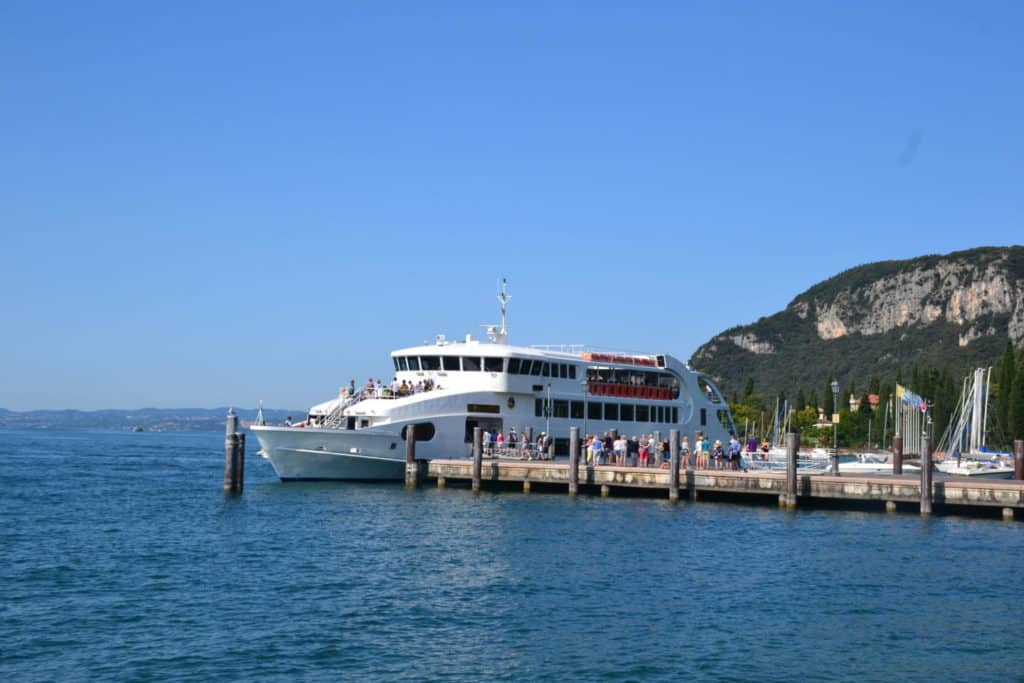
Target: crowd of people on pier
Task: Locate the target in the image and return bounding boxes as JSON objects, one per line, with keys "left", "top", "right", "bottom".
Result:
{"left": 480, "top": 426, "right": 777, "bottom": 470}
{"left": 580, "top": 431, "right": 753, "bottom": 470}
{"left": 481, "top": 428, "right": 555, "bottom": 460}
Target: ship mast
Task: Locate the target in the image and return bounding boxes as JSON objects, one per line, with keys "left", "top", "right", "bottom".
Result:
{"left": 498, "top": 277, "right": 510, "bottom": 336}
{"left": 484, "top": 278, "right": 511, "bottom": 344}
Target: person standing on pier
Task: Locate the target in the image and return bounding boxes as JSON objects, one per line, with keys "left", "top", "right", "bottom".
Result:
{"left": 728, "top": 434, "right": 741, "bottom": 470}
{"left": 681, "top": 436, "right": 691, "bottom": 468}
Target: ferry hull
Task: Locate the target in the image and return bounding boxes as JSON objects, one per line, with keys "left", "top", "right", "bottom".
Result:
{"left": 251, "top": 425, "right": 407, "bottom": 481}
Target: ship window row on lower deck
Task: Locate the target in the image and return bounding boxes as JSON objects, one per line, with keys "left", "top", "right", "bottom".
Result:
{"left": 536, "top": 399, "right": 679, "bottom": 424}
{"left": 394, "top": 355, "right": 577, "bottom": 378}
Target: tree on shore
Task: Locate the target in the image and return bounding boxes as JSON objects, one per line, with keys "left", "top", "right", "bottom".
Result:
{"left": 997, "top": 340, "right": 1016, "bottom": 437}
{"left": 1010, "top": 361, "right": 1024, "bottom": 442}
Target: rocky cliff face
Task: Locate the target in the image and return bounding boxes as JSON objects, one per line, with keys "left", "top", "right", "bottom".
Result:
{"left": 691, "top": 246, "right": 1024, "bottom": 398}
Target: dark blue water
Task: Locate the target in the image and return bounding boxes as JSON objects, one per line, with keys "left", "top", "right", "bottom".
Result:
{"left": 3, "top": 428, "right": 1024, "bottom": 682}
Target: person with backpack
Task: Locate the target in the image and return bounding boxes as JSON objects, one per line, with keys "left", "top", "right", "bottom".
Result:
{"left": 712, "top": 440, "right": 725, "bottom": 470}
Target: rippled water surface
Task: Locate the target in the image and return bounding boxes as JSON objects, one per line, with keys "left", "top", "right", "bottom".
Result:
{"left": 3, "top": 428, "right": 1024, "bottom": 681}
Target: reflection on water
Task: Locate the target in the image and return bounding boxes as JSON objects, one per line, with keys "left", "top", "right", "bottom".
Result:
{"left": 2, "top": 428, "right": 1023, "bottom": 682}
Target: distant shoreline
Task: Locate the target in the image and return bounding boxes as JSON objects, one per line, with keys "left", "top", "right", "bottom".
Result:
{"left": 0, "top": 407, "right": 300, "bottom": 431}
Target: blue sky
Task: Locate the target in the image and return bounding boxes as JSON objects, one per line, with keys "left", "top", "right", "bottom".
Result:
{"left": 2, "top": 1, "right": 1021, "bottom": 410}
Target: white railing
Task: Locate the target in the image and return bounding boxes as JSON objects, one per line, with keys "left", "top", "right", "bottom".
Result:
{"left": 482, "top": 443, "right": 554, "bottom": 461}
{"left": 317, "top": 385, "right": 444, "bottom": 429}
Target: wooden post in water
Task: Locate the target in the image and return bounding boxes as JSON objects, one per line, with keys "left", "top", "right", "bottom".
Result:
{"left": 781, "top": 429, "right": 799, "bottom": 509}
{"left": 404, "top": 424, "right": 419, "bottom": 488}
{"left": 892, "top": 435, "right": 903, "bottom": 475}
{"left": 920, "top": 434, "right": 933, "bottom": 516}
{"left": 1015, "top": 440, "right": 1023, "bottom": 481}
{"left": 654, "top": 430, "right": 662, "bottom": 466}
{"left": 472, "top": 427, "right": 482, "bottom": 492}
{"left": 669, "top": 429, "right": 680, "bottom": 501}
{"left": 569, "top": 427, "right": 580, "bottom": 496}
{"left": 236, "top": 432, "right": 245, "bottom": 492}
{"left": 223, "top": 408, "right": 244, "bottom": 493}
{"left": 224, "top": 433, "right": 240, "bottom": 492}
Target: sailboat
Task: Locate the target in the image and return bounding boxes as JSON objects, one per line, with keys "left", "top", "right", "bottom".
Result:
{"left": 935, "top": 368, "right": 1015, "bottom": 479}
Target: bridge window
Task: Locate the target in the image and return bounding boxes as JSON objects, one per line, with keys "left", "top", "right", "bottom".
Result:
{"left": 462, "top": 357, "right": 481, "bottom": 371}
{"left": 530, "top": 361, "right": 543, "bottom": 376}
{"left": 484, "top": 357, "right": 504, "bottom": 372}
{"left": 407, "top": 356, "right": 421, "bottom": 371}
{"left": 420, "top": 356, "right": 441, "bottom": 371}
{"left": 569, "top": 365, "right": 577, "bottom": 379}
{"left": 508, "top": 358, "right": 521, "bottom": 374}
{"left": 398, "top": 357, "right": 408, "bottom": 371}
{"left": 443, "top": 356, "right": 460, "bottom": 371}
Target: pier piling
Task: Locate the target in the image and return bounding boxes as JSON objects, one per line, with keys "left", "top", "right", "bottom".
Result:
{"left": 472, "top": 427, "right": 482, "bottom": 492}
{"left": 920, "top": 435, "right": 933, "bottom": 516}
{"left": 669, "top": 429, "right": 680, "bottom": 501}
{"left": 223, "top": 408, "right": 244, "bottom": 493}
{"left": 1015, "top": 440, "right": 1023, "bottom": 481}
{"left": 782, "top": 429, "right": 799, "bottom": 509}
{"left": 892, "top": 435, "right": 904, "bottom": 476}
{"left": 569, "top": 427, "right": 580, "bottom": 496}
{"left": 405, "top": 425, "right": 419, "bottom": 488}
{"left": 237, "top": 432, "right": 245, "bottom": 489}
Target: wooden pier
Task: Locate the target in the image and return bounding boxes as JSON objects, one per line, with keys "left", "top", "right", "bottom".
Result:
{"left": 427, "top": 459, "right": 1024, "bottom": 519}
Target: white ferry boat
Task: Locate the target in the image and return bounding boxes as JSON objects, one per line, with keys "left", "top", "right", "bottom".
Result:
{"left": 251, "top": 284, "right": 737, "bottom": 481}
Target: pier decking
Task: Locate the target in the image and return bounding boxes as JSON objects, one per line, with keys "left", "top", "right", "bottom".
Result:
{"left": 427, "top": 459, "right": 1024, "bottom": 518}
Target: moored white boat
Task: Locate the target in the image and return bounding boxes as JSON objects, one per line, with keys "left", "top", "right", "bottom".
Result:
{"left": 251, "top": 283, "right": 738, "bottom": 481}
{"left": 933, "top": 368, "right": 1015, "bottom": 479}
{"left": 933, "top": 459, "right": 1015, "bottom": 479}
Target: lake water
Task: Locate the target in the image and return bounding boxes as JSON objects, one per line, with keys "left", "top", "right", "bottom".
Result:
{"left": 3, "top": 428, "right": 1024, "bottom": 681}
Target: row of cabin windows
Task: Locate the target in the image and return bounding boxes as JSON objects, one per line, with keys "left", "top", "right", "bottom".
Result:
{"left": 534, "top": 399, "right": 687, "bottom": 425}
{"left": 585, "top": 367, "right": 679, "bottom": 390}
{"left": 393, "top": 355, "right": 577, "bottom": 379}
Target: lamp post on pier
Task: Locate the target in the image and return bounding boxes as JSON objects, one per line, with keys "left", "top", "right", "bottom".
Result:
{"left": 830, "top": 379, "right": 840, "bottom": 476}
{"left": 581, "top": 378, "right": 590, "bottom": 438}
{"left": 545, "top": 381, "right": 552, "bottom": 439}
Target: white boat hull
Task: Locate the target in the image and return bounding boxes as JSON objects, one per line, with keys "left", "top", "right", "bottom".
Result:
{"left": 934, "top": 461, "right": 1015, "bottom": 479}
{"left": 251, "top": 425, "right": 409, "bottom": 480}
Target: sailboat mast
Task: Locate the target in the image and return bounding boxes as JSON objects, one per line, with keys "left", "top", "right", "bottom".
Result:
{"left": 978, "top": 366, "right": 987, "bottom": 450}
